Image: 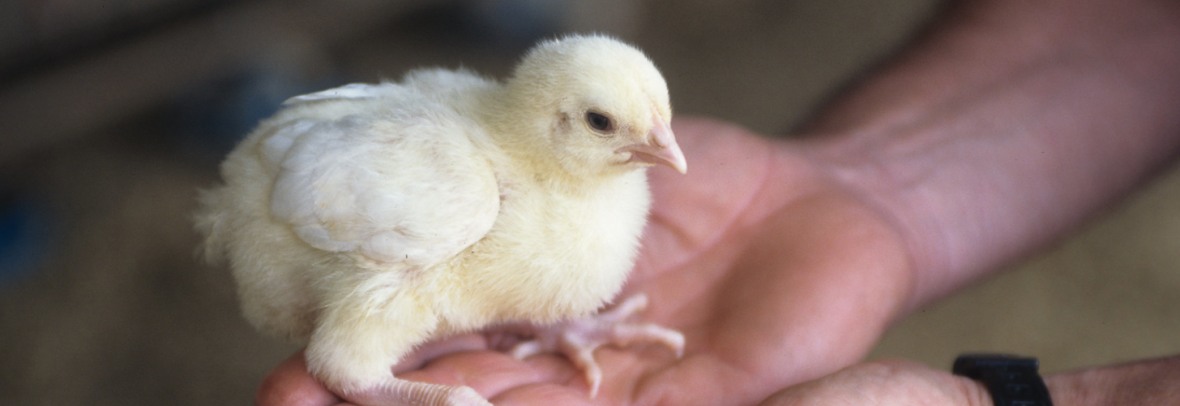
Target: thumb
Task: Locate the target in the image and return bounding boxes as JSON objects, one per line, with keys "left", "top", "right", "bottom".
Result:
{"left": 757, "top": 359, "right": 992, "bottom": 406}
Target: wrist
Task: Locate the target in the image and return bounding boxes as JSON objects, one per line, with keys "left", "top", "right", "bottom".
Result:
{"left": 1045, "top": 370, "right": 1100, "bottom": 406}
{"left": 791, "top": 134, "right": 926, "bottom": 321}
{"left": 772, "top": 137, "right": 919, "bottom": 335}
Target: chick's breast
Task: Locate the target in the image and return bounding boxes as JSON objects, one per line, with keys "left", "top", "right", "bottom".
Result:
{"left": 433, "top": 168, "right": 653, "bottom": 329}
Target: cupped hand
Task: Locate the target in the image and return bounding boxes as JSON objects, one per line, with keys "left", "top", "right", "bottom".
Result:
{"left": 257, "top": 117, "right": 916, "bottom": 406}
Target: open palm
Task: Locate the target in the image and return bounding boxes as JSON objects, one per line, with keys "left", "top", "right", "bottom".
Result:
{"left": 258, "top": 117, "right": 913, "bottom": 406}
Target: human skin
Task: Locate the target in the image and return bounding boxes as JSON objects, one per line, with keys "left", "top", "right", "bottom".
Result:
{"left": 255, "top": 0, "right": 1180, "bottom": 404}
{"left": 758, "top": 355, "right": 1180, "bottom": 406}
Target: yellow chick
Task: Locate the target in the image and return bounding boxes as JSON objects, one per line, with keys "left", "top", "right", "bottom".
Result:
{"left": 195, "top": 34, "right": 686, "bottom": 406}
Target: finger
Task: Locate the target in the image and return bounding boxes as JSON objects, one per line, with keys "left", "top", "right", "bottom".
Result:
{"left": 256, "top": 350, "right": 344, "bottom": 406}
{"left": 551, "top": 338, "right": 782, "bottom": 406}
{"left": 400, "top": 350, "right": 579, "bottom": 400}
{"left": 756, "top": 360, "right": 992, "bottom": 406}
{"left": 392, "top": 333, "right": 489, "bottom": 374}
{"left": 492, "top": 382, "right": 599, "bottom": 406}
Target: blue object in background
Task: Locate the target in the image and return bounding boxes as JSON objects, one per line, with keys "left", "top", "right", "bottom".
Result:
{"left": 170, "top": 0, "right": 573, "bottom": 161}
{"left": 171, "top": 66, "right": 340, "bottom": 160}
{"left": 0, "top": 196, "right": 50, "bottom": 287}
{"left": 469, "top": 0, "right": 565, "bottom": 47}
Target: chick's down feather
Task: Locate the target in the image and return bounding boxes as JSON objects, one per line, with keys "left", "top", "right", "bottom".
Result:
{"left": 196, "top": 34, "right": 686, "bottom": 406}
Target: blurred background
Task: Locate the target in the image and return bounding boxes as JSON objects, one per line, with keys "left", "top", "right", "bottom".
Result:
{"left": 1, "top": 0, "right": 1178, "bottom": 404}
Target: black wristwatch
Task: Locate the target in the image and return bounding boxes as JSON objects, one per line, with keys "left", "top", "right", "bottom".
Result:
{"left": 952, "top": 354, "right": 1054, "bottom": 406}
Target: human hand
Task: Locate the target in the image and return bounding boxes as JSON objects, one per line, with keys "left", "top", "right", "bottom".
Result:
{"left": 256, "top": 117, "right": 916, "bottom": 406}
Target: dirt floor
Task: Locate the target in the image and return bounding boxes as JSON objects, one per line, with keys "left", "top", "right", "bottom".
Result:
{"left": 2, "top": 1, "right": 1178, "bottom": 405}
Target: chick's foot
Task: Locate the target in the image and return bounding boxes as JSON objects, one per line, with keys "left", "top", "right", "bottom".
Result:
{"left": 508, "top": 294, "right": 685, "bottom": 397}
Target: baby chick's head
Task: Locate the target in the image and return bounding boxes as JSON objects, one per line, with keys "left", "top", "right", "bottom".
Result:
{"left": 506, "top": 34, "right": 686, "bottom": 177}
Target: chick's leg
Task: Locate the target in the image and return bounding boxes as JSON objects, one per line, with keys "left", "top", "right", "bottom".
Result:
{"left": 508, "top": 294, "right": 684, "bottom": 397}
{"left": 306, "top": 289, "right": 490, "bottom": 406}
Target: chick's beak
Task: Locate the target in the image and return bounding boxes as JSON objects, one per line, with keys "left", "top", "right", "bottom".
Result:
{"left": 620, "top": 116, "right": 687, "bottom": 174}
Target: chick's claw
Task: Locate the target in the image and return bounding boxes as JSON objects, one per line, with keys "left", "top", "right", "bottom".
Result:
{"left": 509, "top": 294, "right": 685, "bottom": 398}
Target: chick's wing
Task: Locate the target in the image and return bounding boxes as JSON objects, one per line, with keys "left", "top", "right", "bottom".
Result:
{"left": 261, "top": 113, "right": 500, "bottom": 267}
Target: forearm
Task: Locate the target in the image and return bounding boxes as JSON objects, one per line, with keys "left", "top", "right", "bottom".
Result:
{"left": 1045, "top": 355, "right": 1180, "bottom": 405}
{"left": 802, "top": 0, "right": 1180, "bottom": 312}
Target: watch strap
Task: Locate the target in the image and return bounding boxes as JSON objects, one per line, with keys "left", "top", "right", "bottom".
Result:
{"left": 953, "top": 354, "right": 1054, "bottom": 406}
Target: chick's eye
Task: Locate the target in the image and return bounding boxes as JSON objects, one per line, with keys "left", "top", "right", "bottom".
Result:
{"left": 586, "top": 111, "right": 613, "bottom": 133}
